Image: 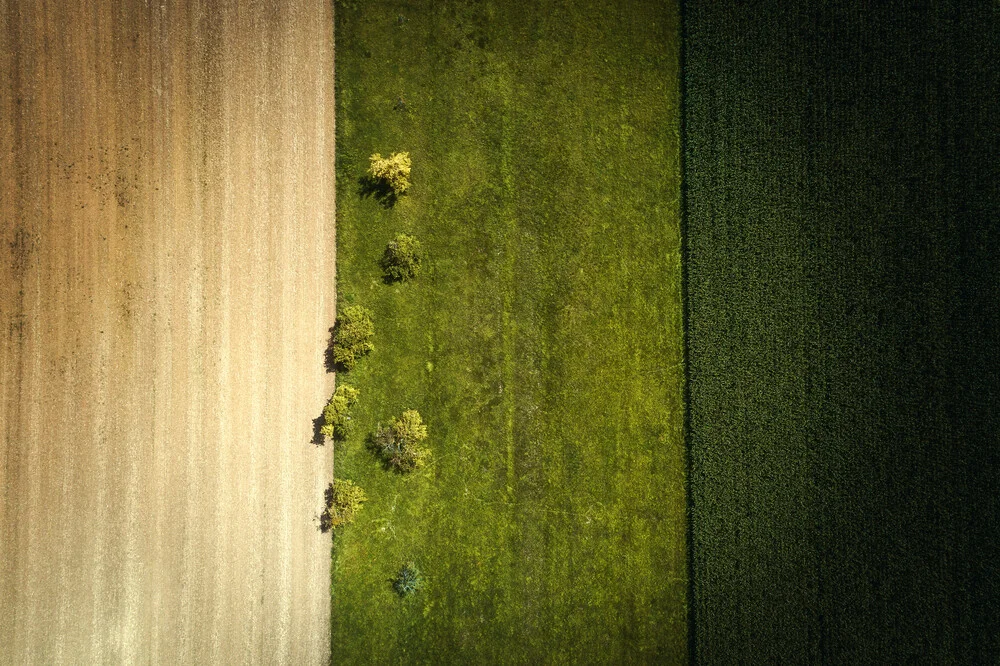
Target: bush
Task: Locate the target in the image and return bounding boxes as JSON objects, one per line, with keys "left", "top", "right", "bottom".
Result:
{"left": 321, "top": 478, "right": 367, "bottom": 531}
{"left": 392, "top": 562, "right": 423, "bottom": 597}
{"left": 369, "top": 409, "right": 430, "bottom": 473}
{"left": 367, "top": 152, "right": 412, "bottom": 196}
{"left": 380, "top": 233, "right": 423, "bottom": 283}
{"left": 321, "top": 384, "right": 359, "bottom": 441}
{"left": 332, "top": 305, "right": 375, "bottom": 371}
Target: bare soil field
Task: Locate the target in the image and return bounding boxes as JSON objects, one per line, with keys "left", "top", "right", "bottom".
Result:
{"left": 0, "top": 1, "right": 336, "bottom": 663}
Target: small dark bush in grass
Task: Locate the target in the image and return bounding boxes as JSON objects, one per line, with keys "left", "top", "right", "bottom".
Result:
{"left": 320, "top": 478, "right": 367, "bottom": 532}
{"left": 332, "top": 305, "right": 375, "bottom": 371}
{"left": 369, "top": 409, "right": 430, "bottom": 473}
{"left": 321, "top": 384, "right": 359, "bottom": 441}
{"left": 380, "top": 233, "right": 422, "bottom": 283}
{"left": 392, "top": 563, "right": 423, "bottom": 597}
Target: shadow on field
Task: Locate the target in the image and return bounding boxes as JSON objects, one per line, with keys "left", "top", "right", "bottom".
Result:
{"left": 357, "top": 175, "right": 399, "bottom": 208}
{"left": 311, "top": 414, "right": 326, "bottom": 446}
{"left": 324, "top": 325, "right": 338, "bottom": 373}
{"left": 318, "top": 483, "right": 335, "bottom": 533}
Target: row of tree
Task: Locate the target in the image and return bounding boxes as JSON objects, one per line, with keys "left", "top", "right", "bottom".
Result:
{"left": 322, "top": 151, "right": 427, "bottom": 597}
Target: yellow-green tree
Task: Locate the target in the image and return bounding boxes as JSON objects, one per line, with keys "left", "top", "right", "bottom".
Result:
{"left": 332, "top": 305, "right": 374, "bottom": 371}
{"left": 380, "top": 233, "right": 423, "bottom": 283}
{"left": 370, "top": 409, "right": 430, "bottom": 473}
{"left": 321, "top": 384, "right": 359, "bottom": 441}
{"left": 367, "top": 151, "right": 412, "bottom": 195}
{"left": 322, "top": 479, "right": 367, "bottom": 530}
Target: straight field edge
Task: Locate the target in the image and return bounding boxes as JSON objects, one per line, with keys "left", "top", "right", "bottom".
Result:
{"left": 678, "top": 1, "right": 695, "bottom": 664}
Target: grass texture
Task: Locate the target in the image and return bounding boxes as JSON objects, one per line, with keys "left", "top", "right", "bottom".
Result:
{"left": 332, "top": 0, "right": 684, "bottom": 663}
{"left": 685, "top": 3, "right": 1000, "bottom": 662}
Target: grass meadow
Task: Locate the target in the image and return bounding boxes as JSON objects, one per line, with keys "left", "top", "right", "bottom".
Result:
{"left": 331, "top": 0, "right": 684, "bottom": 662}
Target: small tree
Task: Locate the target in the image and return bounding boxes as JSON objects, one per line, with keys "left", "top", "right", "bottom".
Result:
{"left": 392, "top": 562, "right": 423, "bottom": 597}
{"left": 369, "top": 409, "right": 430, "bottom": 473}
{"left": 332, "top": 305, "right": 375, "bottom": 371}
{"left": 321, "top": 384, "right": 359, "bottom": 441}
{"left": 380, "top": 233, "right": 423, "bottom": 283}
{"left": 368, "top": 152, "right": 412, "bottom": 196}
{"left": 321, "top": 478, "right": 367, "bottom": 531}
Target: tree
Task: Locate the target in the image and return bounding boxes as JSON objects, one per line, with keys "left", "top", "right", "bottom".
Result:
{"left": 321, "top": 384, "right": 359, "bottom": 441}
{"left": 369, "top": 409, "right": 430, "bottom": 473}
{"left": 332, "top": 305, "right": 375, "bottom": 371}
{"left": 321, "top": 478, "right": 367, "bottom": 531}
{"left": 380, "top": 233, "right": 423, "bottom": 283}
{"left": 392, "top": 562, "right": 423, "bottom": 597}
{"left": 367, "top": 152, "right": 412, "bottom": 196}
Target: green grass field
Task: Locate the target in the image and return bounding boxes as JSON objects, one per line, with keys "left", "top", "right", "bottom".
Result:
{"left": 331, "top": 0, "right": 683, "bottom": 662}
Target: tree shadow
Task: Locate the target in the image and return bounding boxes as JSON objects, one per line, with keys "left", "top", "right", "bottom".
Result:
{"left": 364, "top": 431, "right": 389, "bottom": 471}
{"left": 358, "top": 175, "right": 399, "bottom": 209}
{"left": 319, "top": 509, "right": 332, "bottom": 534}
{"left": 318, "top": 483, "right": 335, "bottom": 533}
{"left": 324, "top": 325, "right": 339, "bottom": 373}
{"left": 378, "top": 247, "right": 413, "bottom": 286}
{"left": 311, "top": 414, "right": 326, "bottom": 446}
{"left": 379, "top": 258, "right": 403, "bottom": 285}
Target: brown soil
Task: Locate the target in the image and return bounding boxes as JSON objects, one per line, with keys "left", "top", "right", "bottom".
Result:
{"left": 0, "top": 1, "right": 336, "bottom": 662}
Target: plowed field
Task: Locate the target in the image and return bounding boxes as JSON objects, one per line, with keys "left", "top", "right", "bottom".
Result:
{"left": 1, "top": 1, "right": 336, "bottom": 662}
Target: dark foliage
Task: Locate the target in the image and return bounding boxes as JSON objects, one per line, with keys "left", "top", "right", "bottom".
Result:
{"left": 686, "top": 3, "right": 1000, "bottom": 662}
{"left": 392, "top": 563, "right": 423, "bottom": 597}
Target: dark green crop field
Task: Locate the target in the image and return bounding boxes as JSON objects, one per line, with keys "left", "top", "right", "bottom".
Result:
{"left": 685, "top": 3, "right": 1000, "bottom": 663}
{"left": 331, "top": 0, "right": 683, "bottom": 663}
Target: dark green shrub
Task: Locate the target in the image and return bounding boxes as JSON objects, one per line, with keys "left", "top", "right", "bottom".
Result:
{"left": 321, "top": 384, "right": 359, "bottom": 441}
{"left": 380, "top": 233, "right": 422, "bottom": 283}
{"left": 369, "top": 409, "right": 430, "bottom": 473}
{"left": 332, "top": 305, "right": 375, "bottom": 371}
{"left": 392, "top": 562, "right": 423, "bottom": 597}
